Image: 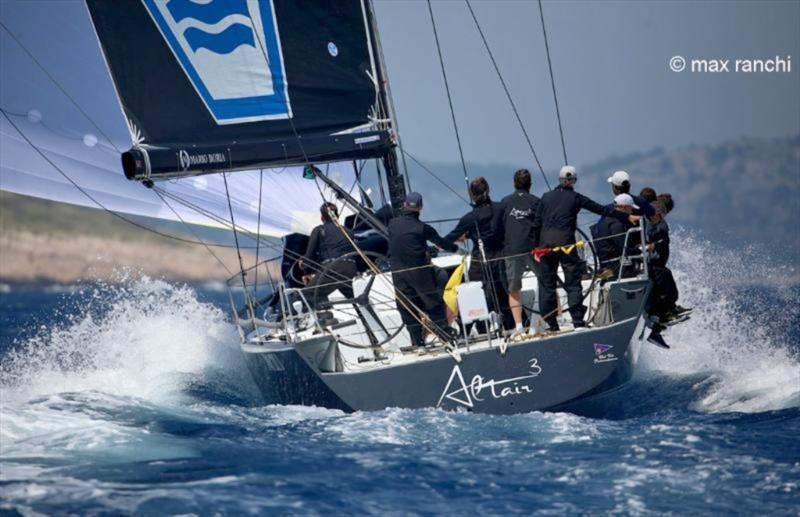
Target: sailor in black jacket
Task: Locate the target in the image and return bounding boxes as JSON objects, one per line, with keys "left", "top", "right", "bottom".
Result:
{"left": 495, "top": 169, "right": 541, "bottom": 337}
{"left": 533, "top": 166, "right": 629, "bottom": 331}
{"left": 388, "top": 192, "right": 458, "bottom": 348}
{"left": 444, "top": 177, "right": 511, "bottom": 329}
{"left": 300, "top": 203, "right": 357, "bottom": 307}
{"left": 591, "top": 194, "right": 639, "bottom": 278}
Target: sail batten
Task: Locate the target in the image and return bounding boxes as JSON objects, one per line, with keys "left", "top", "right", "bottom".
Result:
{"left": 85, "top": 0, "right": 392, "bottom": 180}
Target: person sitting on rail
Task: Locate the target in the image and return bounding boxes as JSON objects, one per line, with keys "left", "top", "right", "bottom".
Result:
{"left": 444, "top": 177, "right": 512, "bottom": 330}
{"left": 591, "top": 194, "right": 640, "bottom": 279}
{"left": 639, "top": 186, "right": 657, "bottom": 204}
{"left": 646, "top": 196, "right": 691, "bottom": 323}
{"left": 298, "top": 203, "right": 357, "bottom": 308}
{"left": 495, "top": 168, "right": 541, "bottom": 341}
{"left": 607, "top": 170, "right": 655, "bottom": 217}
{"left": 388, "top": 192, "right": 458, "bottom": 351}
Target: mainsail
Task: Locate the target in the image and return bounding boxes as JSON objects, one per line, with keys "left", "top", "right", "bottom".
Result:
{"left": 85, "top": 0, "right": 393, "bottom": 180}
{"left": 0, "top": 0, "right": 397, "bottom": 237}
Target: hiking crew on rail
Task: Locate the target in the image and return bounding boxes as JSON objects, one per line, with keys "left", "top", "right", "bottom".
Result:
{"left": 300, "top": 166, "right": 687, "bottom": 344}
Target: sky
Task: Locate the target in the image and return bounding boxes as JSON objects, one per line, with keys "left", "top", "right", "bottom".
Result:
{"left": 1, "top": 0, "right": 798, "bottom": 172}
{"left": 374, "top": 0, "right": 800, "bottom": 170}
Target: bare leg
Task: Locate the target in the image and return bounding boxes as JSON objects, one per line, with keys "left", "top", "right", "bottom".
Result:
{"left": 508, "top": 290, "right": 523, "bottom": 327}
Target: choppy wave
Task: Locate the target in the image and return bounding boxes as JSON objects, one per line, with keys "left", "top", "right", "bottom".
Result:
{"left": 638, "top": 229, "right": 800, "bottom": 414}
{"left": 0, "top": 277, "right": 255, "bottom": 405}
{"left": 0, "top": 238, "right": 798, "bottom": 514}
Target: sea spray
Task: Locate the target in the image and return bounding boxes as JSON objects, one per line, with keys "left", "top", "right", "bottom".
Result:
{"left": 0, "top": 276, "right": 253, "bottom": 404}
{"left": 639, "top": 229, "right": 800, "bottom": 413}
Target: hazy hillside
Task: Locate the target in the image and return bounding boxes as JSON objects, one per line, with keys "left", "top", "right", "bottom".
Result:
{"left": 399, "top": 135, "right": 800, "bottom": 260}
{"left": 0, "top": 192, "right": 258, "bottom": 284}
{"left": 1, "top": 134, "right": 797, "bottom": 283}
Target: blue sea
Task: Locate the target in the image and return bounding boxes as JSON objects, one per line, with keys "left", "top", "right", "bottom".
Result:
{"left": 1, "top": 235, "right": 798, "bottom": 515}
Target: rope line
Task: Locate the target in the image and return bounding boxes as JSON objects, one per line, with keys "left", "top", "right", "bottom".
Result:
{"left": 538, "top": 0, "right": 568, "bottom": 165}
{"left": 254, "top": 169, "right": 264, "bottom": 291}
{"left": 222, "top": 168, "right": 249, "bottom": 293}
{"left": 0, "top": 109, "right": 244, "bottom": 249}
{"left": 464, "top": 0, "right": 551, "bottom": 190}
{"left": 402, "top": 149, "right": 470, "bottom": 205}
{"left": 426, "top": 0, "right": 470, "bottom": 195}
{"left": 153, "top": 189, "right": 233, "bottom": 276}
{"left": 0, "top": 20, "right": 123, "bottom": 154}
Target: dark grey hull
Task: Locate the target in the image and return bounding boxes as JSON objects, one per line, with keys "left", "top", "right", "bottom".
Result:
{"left": 294, "top": 316, "right": 644, "bottom": 414}
{"left": 241, "top": 340, "right": 350, "bottom": 410}
{"left": 240, "top": 279, "right": 650, "bottom": 415}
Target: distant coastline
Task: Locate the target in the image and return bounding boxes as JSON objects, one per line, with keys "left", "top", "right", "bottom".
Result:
{"left": 0, "top": 192, "right": 255, "bottom": 285}
{"left": 0, "top": 229, "right": 253, "bottom": 284}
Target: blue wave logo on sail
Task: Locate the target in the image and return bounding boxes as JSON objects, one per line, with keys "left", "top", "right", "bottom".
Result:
{"left": 142, "top": 0, "right": 291, "bottom": 124}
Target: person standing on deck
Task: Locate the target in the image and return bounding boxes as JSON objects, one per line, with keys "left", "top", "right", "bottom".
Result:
{"left": 495, "top": 169, "right": 541, "bottom": 341}
{"left": 388, "top": 192, "right": 458, "bottom": 350}
{"left": 533, "top": 166, "right": 638, "bottom": 332}
{"left": 299, "top": 203, "right": 357, "bottom": 307}
{"left": 443, "top": 177, "right": 512, "bottom": 330}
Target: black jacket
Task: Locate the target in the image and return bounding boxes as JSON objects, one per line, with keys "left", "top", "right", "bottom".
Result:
{"left": 647, "top": 219, "right": 670, "bottom": 268}
{"left": 533, "top": 186, "right": 617, "bottom": 247}
{"left": 496, "top": 189, "right": 541, "bottom": 254}
{"left": 388, "top": 210, "right": 457, "bottom": 269}
{"left": 444, "top": 199, "right": 504, "bottom": 256}
{"left": 591, "top": 213, "right": 636, "bottom": 268}
{"left": 303, "top": 222, "right": 355, "bottom": 263}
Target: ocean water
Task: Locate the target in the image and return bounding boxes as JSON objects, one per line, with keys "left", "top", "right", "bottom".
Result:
{"left": 1, "top": 234, "right": 798, "bottom": 515}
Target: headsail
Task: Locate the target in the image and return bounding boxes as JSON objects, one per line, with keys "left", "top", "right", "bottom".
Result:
{"left": 85, "top": 0, "right": 393, "bottom": 180}
{"left": 1, "top": 111, "right": 358, "bottom": 236}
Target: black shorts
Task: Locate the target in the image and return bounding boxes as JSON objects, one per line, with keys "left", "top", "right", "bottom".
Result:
{"left": 504, "top": 253, "right": 538, "bottom": 292}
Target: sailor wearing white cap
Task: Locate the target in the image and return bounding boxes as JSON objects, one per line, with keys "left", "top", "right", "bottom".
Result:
{"left": 591, "top": 193, "right": 640, "bottom": 279}
{"left": 606, "top": 170, "right": 654, "bottom": 217}
{"left": 532, "top": 166, "right": 625, "bottom": 332}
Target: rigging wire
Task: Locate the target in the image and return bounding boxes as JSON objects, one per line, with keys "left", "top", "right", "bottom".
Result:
{"left": 152, "top": 188, "right": 233, "bottom": 276}
{"left": 464, "top": 0, "right": 551, "bottom": 190}
{"left": 253, "top": 169, "right": 264, "bottom": 291}
{"left": 222, "top": 166, "right": 249, "bottom": 293}
{"left": 426, "top": 0, "right": 470, "bottom": 195}
{"left": 0, "top": 108, "right": 244, "bottom": 249}
{"left": 401, "top": 149, "right": 470, "bottom": 205}
{"left": 0, "top": 20, "right": 123, "bottom": 155}
{"left": 538, "top": 0, "right": 569, "bottom": 166}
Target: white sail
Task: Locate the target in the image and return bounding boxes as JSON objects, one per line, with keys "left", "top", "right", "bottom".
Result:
{"left": 1, "top": 113, "right": 358, "bottom": 237}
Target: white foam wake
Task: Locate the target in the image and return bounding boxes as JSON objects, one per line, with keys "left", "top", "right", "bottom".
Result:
{"left": 0, "top": 277, "right": 247, "bottom": 405}
{"left": 639, "top": 230, "right": 800, "bottom": 413}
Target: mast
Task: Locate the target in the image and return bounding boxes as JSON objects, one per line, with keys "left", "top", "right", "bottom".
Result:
{"left": 364, "top": 0, "right": 407, "bottom": 210}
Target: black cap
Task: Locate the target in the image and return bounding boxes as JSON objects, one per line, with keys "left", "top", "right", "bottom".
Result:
{"left": 404, "top": 192, "right": 423, "bottom": 209}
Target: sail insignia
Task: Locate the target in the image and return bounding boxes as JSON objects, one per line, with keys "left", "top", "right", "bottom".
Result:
{"left": 141, "top": 0, "right": 291, "bottom": 125}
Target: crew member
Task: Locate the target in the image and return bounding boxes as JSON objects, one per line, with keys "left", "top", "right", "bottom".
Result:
{"left": 533, "top": 166, "right": 636, "bottom": 331}
{"left": 640, "top": 187, "right": 657, "bottom": 204}
{"left": 591, "top": 194, "right": 639, "bottom": 279}
{"left": 388, "top": 192, "right": 458, "bottom": 349}
{"left": 496, "top": 169, "right": 541, "bottom": 340}
{"left": 647, "top": 197, "right": 690, "bottom": 322}
{"left": 300, "top": 203, "right": 357, "bottom": 307}
{"left": 444, "top": 177, "right": 511, "bottom": 329}
{"left": 607, "top": 170, "right": 655, "bottom": 217}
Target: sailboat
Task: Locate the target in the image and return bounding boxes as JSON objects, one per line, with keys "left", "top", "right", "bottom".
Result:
{"left": 3, "top": 0, "right": 661, "bottom": 415}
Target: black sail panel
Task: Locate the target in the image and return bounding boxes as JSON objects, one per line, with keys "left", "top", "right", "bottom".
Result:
{"left": 85, "top": 0, "right": 391, "bottom": 179}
